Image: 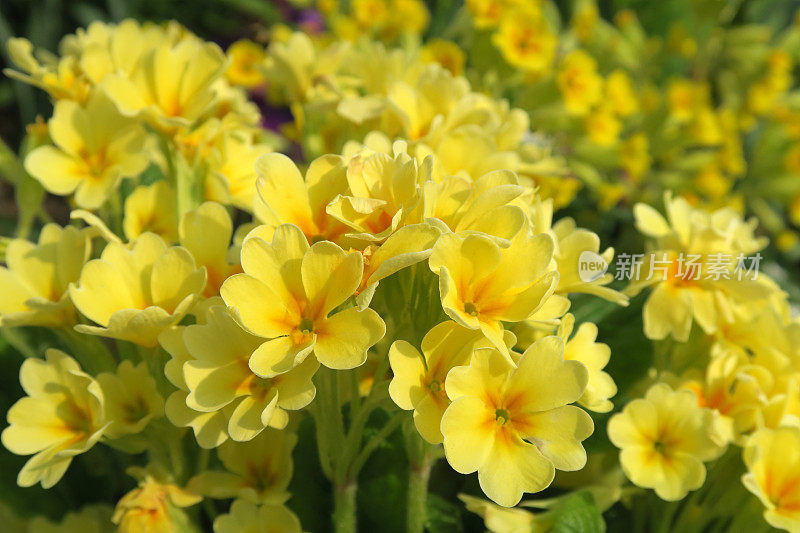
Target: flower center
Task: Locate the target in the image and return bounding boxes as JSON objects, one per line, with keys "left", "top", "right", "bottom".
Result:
{"left": 298, "top": 318, "right": 314, "bottom": 334}
{"left": 464, "top": 302, "right": 479, "bottom": 317}
{"left": 427, "top": 380, "right": 442, "bottom": 393}
{"left": 495, "top": 408, "right": 510, "bottom": 425}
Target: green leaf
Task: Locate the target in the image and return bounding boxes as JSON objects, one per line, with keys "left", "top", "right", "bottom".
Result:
{"left": 550, "top": 490, "right": 606, "bottom": 533}
{"left": 426, "top": 493, "right": 464, "bottom": 533}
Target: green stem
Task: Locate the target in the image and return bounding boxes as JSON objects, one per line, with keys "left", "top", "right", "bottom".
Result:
{"left": 403, "top": 421, "right": 435, "bottom": 533}
{"left": 351, "top": 412, "right": 404, "bottom": 475}
{"left": 333, "top": 480, "right": 357, "bottom": 533}
{"left": 406, "top": 456, "right": 432, "bottom": 533}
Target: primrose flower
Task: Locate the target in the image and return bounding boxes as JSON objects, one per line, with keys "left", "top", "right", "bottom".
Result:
{"left": 584, "top": 105, "right": 622, "bottom": 147}
{"left": 742, "top": 427, "right": 800, "bottom": 531}
{"left": 225, "top": 39, "right": 266, "bottom": 88}
{"left": 189, "top": 429, "right": 295, "bottom": 504}
{"left": 355, "top": 222, "right": 442, "bottom": 308}
{"left": 327, "top": 141, "right": 429, "bottom": 242}
{"left": 1, "top": 349, "right": 107, "bottom": 488}
{"left": 97, "top": 360, "right": 164, "bottom": 439}
{"left": 423, "top": 170, "right": 528, "bottom": 242}
{"left": 24, "top": 90, "right": 150, "bottom": 209}
{"left": 388, "top": 321, "right": 496, "bottom": 443}
{"left": 557, "top": 50, "right": 603, "bottom": 116}
{"left": 205, "top": 128, "right": 276, "bottom": 211}
{"left": 221, "top": 223, "right": 386, "bottom": 376}
{"left": 492, "top": 8, "right": 556, "bottom": 74}
{"left": 255, "top": 152, "right": 350, "bottom": 244}
{"left": 441, "top": 337, "right": 593, "bottom": 507}
{"left": 113, "top": 469, "right": 201, "bottom": 533}
{"left": 459, "top": 493, "right": 554, "bottom": 532}
{"left": 159, "top": 303, "right": 229, "bottom": 449}
{"left": 179, "top": 202, "right": 241, "bottom": 297}
{"left": 420, "top": 39, "right": 465, "bottom": 76}
{"left": 558, "top": 314, "right": 617, "bottom": 413}
{"left": 0, "top": 224, "right": 92, "bottom": 327}
{"left": 682, "top": 345, "right": 771, "bottom": 443}
{"left": 629, "top": 192, "right": 772, "bottom": 341}
{"left": 604, "top": 70, "right": 639, "bottom": 118}
{"left": 608, "top": 383, "right": 725, "bottom": 501}
{"left": 123, "top": 181, "right": 178, "bottom": 242}
{"left": 101, "top": 36, "right": 226, "bottom": 129}
{"left": 547, "top": 216, "right": 628, "bottom": 305}
{"left": 214, "top": 500, "right": 302, "bottom": 533}
{"left": 70, "top": 232, "right": 206, "bottom": 347}
{"left": 180, "top": 305, "right": 318, "bottom": 441}
{"left": 428, "top": 230, "right": 559, "bottom": 364}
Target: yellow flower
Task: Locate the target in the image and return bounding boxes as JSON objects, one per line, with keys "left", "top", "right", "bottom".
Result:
{"left": 160, "top": 313, "right": 229, "bottom": 449}
{"left": 226, "top": 40, "right": 266, "bottom": 88}
{"left": 1, "top": 349, "right": 107, "bottom": 488}
{"left": 214, "top": 500, "right": 302, "bottom": 533}
{"left": 423, "top": 170, "right": 528, "bottom": 242}
{"left": 97, "top": 360, "right": 164, "bottom": 439}
{"left": 101, "top": 36, "right": 226, "bottom": 129}
{"left": 385, "top": 0, "right": 430, "bottom": 38}
{"left": 327, "top": 142, "right": 429, "bottom": 243}
{"left": 24, "top": 90, "right": 150, "bottom": 209}
{"left": 441, "top": 337, "right": 593, "bottom": 507}
{"left": 629, "top": 192, "right": 771, "bottom": 341}
{"left": 255, "top": 152, "right": 350, "bottom": 244}
{"left": 604, "top": 70, "right": 638, "bottom": 117}
{"left": 785, "top": 144, "right": 800, "bottom": 174}
{"left": 608, "top": 383, "right": 725, "bottom": 501}
{"left": 459, "top": 493, "right": 552, "bottom": 532}
{"left": 667, "top": 79, "right": 705, "bottom": 122}
{"left": 557, "top": 50, "right": 603, "bottom": 116}
{"left": 179, "top": 305, "right": 317, "bottom": 440}
{"left": 492, "top": 9, "right": 557, "bottom": 74}
{"left": 558, "top": 314, "right": 616, "bottom": 413}
{"left": 179, "top": 202, "right": 241, "bottom": 297}
{"left": 123, "top": 181, "right": 178, "bottom": 242}
{"left": 682, "top": 345, "right": 770, "bottom": 443}
{"left": 428, "top": 230, "right": 558, "bottom": 364}
{"left": 584, "top": 105, "right": 622, "bottom": 147}
{"left": 421, "top": 39, "right": 465, "bottom": 77}
{"left": 352, "top": 0, "right": 389, "bottom": 29}
{"left": 221, "top": 223, "right": 386, "bottom": 376}
{"left": 70, "top": 232, "right": 206, "bottom": 347}
{"left": 619, "top": 133, "right": 651, "bottom": 182}
{"left": 355, "top": 222, "right": 442, "bottom": 308}
{"left": 189, "top": 429, "right": 295, "bottom": 504}
{"left": 742, "top": 427, "right": 800, "bottom": 531}
{"left": 388, "top": 321, "right": 493, "bottom": 443}
{"left": 466, "top": 0, "right": 522, "bottom": 29}
{"left": 113, "top": 471, "right": 201, "bottom": 533}
{"left": 0, "top": 224, "right": 92, "bottom": 327}
{"left": 205, "top": 128, "right": 276, "bottom": 211}
{"left": 548, "top": 216, "right": 627, "bottom": 305}
{"left": 571, "top": 0, "right": 599, "bottom": 42}
{"left": 5, "top": 37, "right": 91, "bottom": 102}
{"left": 689, "top": 106, "right": 722, "bottom": 146}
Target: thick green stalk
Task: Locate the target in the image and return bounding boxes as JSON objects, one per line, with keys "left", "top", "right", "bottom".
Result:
{"left": 404, "top": 421, "right": 435, "bottom": 533}
{"left": 406, "top": 458, "right": 432, "bottom": 533}
{"left": 333, "top": 481, "right": 357, "bottom": 533}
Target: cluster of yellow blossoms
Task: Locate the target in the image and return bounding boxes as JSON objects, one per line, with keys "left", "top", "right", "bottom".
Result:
{"left": 0, "top": 3, "right": 799, "bottom": 533}
{"left": 433, "top": 0, "right": 800, "bottom": 248}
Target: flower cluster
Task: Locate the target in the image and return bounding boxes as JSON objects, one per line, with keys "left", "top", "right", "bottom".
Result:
{"left": 0, "top": 2, "right": 799, "bottom": 532}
